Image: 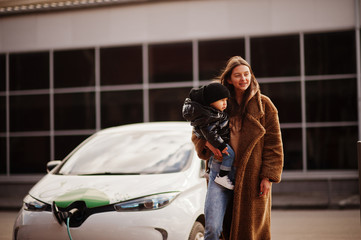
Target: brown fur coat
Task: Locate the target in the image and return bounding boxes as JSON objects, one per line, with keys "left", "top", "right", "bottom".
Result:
{"left": 192, "top": 91, "right": 284, "bottom": 240}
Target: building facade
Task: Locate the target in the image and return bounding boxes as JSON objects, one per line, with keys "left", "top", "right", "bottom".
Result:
{"left": 0, "top": 0, "right": 360, "bottom": 206}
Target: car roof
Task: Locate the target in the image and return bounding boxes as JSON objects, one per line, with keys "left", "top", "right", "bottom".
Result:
{"left": 97, "top": 121, "right": 192, "bottom": 135}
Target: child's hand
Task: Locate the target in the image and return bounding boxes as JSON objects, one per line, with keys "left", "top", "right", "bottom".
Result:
{"left": 222, "top": 147, "right": 230, "bottom": 156}
{"left": 205, "top": 142, "right": 222, "bottom": 160}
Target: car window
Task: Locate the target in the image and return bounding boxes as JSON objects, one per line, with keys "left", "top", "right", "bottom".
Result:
{"left": 57, "top": 130, "right": 193, "bottom": 175}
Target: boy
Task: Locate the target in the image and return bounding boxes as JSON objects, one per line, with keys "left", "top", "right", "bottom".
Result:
{"left": 182, "top": 82, "right": 235, "bottom": 190}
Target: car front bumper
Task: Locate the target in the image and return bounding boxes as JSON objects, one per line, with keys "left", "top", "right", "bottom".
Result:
{"left": 14, "top": 196, "right": 204, "bottom": 240}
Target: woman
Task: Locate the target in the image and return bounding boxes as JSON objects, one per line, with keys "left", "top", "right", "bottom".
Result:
{"left": 192, "top": 56, "right": 284, "bottom": 240}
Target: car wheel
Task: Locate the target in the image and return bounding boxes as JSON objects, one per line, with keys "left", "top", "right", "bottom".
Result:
{"left": 188, "top": 221, "right": 205, "bottom": 240}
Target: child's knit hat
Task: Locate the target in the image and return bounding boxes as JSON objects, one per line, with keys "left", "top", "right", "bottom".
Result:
{"left": 203, "top": 82, "right": 230, "bottom": 105}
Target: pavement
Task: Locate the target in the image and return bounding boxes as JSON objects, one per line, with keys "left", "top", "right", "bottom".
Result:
{"left": 1, "top": 209, "right": 361, "bottom": 240}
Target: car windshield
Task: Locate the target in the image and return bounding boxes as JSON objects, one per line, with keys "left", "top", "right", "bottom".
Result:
{"left": 57, "top": 130, "right": 193, "bottom": 175}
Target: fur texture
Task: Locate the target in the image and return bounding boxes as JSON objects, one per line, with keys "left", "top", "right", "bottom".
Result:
{"left": 192, "top": 91, "right": 284, "bottom": 240}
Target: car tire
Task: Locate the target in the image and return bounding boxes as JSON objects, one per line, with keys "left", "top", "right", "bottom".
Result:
{"left": 188, "top": 221, "right": 205, "bottom": 240}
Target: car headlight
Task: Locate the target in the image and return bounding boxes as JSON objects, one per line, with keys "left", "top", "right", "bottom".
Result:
{"left": 23, "top": 195, "right": 49, "bottom": 211}
{"left": 114, "top": 192, "right": 179, "bottom": 211}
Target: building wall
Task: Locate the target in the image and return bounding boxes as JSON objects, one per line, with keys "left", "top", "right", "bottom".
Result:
{"left": 0, "top": 0, "right": 360, "bottom": 179}
{"left": 0, "top": 0, "right": 356, "bottom": 52}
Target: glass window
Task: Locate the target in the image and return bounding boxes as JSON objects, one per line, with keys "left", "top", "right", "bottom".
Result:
{"left": 57, "top": 130, "right": 193, "bottom": 175}
{"left": 304, "top": 30, "right": 356, "bottom": 75}
{"left": 54, "top": 92, "right": 95, "bottom": 130}
{"left": 251, "top": 35, "right": 300, "bottom": 77}
{"left": 10, "top": 136, "right": 50, "bottom": 173}
{"left": 260, "top": 82, "right": 301, "bottom": 123}
{"left": 149, "top": 87, "right": 191, "bottom": 121}
{"left": 307, "top": 126, "right": 358, "bottom": 169}
{"left": 148, "top": 42, "right": 193, "bottom": 83}
{"left": 101, "top": 90, "right": 143, "bottom": 128}
{"left": 55, "top": 135, "right": 89, "bottom": 160}
{"left": 100, "top": 46, "right": 143, "bottom": 85}
{"left": 0, "top": 96, "right": 5, "bottom": 132}
{"left": 54, "top": 49, "right": 95, "bottom": 88}
{"left": 0, "top": 137, "right": 6, "bottom": 174}
{"left": 0, "top": 54, "right": 5, "bottom": 91}
{"left": 198, "top": 38, "right": 245, "bottom": 80}
{"left": 9, "top": 52, "right": 49, "bottom": 90}
{"left": 10, "top": 94, "right": 50, "bottom": 132}
{"left": 306, "top": 79, "right": 357, "bottom": 122}
{"left": 282, "top": 128, "right": 302, "bottom": 170}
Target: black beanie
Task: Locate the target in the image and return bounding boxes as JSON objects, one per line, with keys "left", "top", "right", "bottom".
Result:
{"left": 203, "top": 82, "right": 230, "bottom": 105}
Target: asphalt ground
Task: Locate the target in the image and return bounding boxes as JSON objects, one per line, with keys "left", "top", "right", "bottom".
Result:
{"left": 1, "top": 209, "right": 361, "bottom": 240}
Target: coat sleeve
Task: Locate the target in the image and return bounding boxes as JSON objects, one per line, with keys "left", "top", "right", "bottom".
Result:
{"left": 199, "top": 124, "right": 227, "bottom": 152}
{"left": 191, "top": 132, "right": 212, "bottom": 160}
{"left": 260, "top": 99, "right": 284, "bottom": 183}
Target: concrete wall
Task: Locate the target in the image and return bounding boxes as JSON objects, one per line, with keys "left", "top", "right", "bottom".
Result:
{"left": 0, "top": 0, "right": 356, "bottom": 52}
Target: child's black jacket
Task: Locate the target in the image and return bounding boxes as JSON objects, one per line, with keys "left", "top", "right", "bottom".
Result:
{"left": 182, "top": 97, "right": 229, "bottom": 152}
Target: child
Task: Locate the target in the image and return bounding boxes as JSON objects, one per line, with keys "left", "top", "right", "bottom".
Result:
{"left": 182, "top": 82, "right": 235, "bottom": 190}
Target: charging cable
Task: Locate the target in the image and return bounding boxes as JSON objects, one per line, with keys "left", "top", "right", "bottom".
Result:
{"left": 65, "top": 208, "right": 79, "bottom": 240}
{"left": 66, "top": 217, "right": 73, "bottom": 240}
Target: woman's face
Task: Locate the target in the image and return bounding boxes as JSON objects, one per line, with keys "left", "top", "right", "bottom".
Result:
{"left": 227, "top": 65, "right": 251, "bottom": 92}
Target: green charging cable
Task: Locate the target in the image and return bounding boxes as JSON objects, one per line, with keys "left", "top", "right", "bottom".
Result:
{"left": 66, "top": 217, "right": 73, "bottom": 240}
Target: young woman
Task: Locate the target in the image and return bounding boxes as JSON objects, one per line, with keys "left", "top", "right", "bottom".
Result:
{"left": 192, "top": 56, "right": 284, "bottom": 240}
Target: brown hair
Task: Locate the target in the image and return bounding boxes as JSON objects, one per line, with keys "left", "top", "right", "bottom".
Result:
{"left": 219, "top": 56, "right": 259, "bottom": 117}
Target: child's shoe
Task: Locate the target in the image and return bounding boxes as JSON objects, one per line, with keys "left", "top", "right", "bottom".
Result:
{"left": 214, "top": 174, "right": 234, "bottom": 190}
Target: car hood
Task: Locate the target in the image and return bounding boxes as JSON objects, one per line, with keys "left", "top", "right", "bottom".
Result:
{"left": 29, "top": 172, "right": 193, "bottom": 207}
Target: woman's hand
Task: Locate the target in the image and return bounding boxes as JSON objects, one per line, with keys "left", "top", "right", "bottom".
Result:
{"left": 205, "top": 141, "right": 222, "bottom": 160}
{"left": 259, "top": 178, "right": 271, "bottom": 197}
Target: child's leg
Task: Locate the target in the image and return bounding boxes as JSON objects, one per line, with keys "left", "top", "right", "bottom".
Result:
{"left": 219, "top": 144, "right": 235, "bottom": 177}
{"left": 215, "top": 145, "right": 235, "bottom": 190}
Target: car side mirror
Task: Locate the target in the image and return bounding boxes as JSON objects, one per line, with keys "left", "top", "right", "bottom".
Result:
{"left": 47, "top": 160, "right": 62, "bottom": 173}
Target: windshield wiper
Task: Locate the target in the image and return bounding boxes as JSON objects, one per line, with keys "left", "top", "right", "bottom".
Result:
{"left": 78, "top": 172, "right": 141, "bottom": 176}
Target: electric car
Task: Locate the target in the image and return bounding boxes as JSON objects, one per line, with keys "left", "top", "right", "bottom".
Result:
{"left": 13, "top": 122, "right": 207, "bottom": 240}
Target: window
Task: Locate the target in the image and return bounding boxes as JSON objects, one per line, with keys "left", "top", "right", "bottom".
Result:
{"left": 148, "top": 42, "right": 193, "bottom": 83}
{"left": 260, "top": 82, "right": 301, "bottom": 123}
{"left": 198, "top": 38, "right": 245, "bottom": 80}
{"left": 9, "top": 52, "right": 49, "bottom": 90}
{"left": 306, "top": 79, "right": 357, "bottom": 122}
{"left": 55, "top": 135, "right": 89, "bottom": 160}
{"left": 0, "top": 54, "right": 5, "bottom": 92}
{"left": 251, "top": 35, "right": 300, "bottom": 77}
{"left": 10, "top": 95, "right": 50, "bottom": 132}
{"left": 100, "top": 45, "right": 143, "bottom": 85}
{"left": 101, "top": 90, "right": 143, "bottom": 128}
{"left": 54, "top": 92, "right": 95, "bottom": 130}
{"left": 149, "top": 87, "right": 191, "bottom": 121}
{"left": 57, "top": 131, "right": 193, "bottom": 175}
{"left": 0, "top": 137, "right": 6, "bottom": 174}
{"left": 307, "top": 126, "right": 358, "bottom": 169}
{"left": 304, "top": 30, "right": 356, "bottom": 75}
{"left": 54, "top": 49, "right": 95, "bottom": 88}
{"left": 282, "top": 128, "right": 302, "bottom": 170}
{"left": 0, "top": 96, "right": 5, "bottom": 132}
{"left": 2, "top": 31, "right": 360, "bottom": 174}
{"left": 10, "top": 136, "right": 50, "bottom": 173}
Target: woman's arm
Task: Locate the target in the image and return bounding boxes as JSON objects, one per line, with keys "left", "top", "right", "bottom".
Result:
{"left": 191, "top": 132, "right": 212, "bottom": 160}
{"left": 260, "top": 100, "right": 284, "bottom": 183}
{"left": 191, "top": 132, "right": 223, "bottom": 160}
{"left": 205, "top": 141, "right": 222, "bottom": 159}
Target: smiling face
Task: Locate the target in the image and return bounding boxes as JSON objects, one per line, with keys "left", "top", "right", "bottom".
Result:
{"left": 227, "top": 65, "right": 251, "bottom": 93}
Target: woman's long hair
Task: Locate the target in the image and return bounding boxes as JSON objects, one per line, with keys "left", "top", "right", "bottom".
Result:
{"left": 219, "top": 56, "right": 259, "bottom": 118}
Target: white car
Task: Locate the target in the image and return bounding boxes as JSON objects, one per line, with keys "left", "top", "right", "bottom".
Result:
{"left": 13, "top": 122, "right": 207, "bottom": 240}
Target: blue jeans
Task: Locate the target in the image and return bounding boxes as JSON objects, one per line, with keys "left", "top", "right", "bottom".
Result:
{"left": 207, "top": 144, "right": 235, "bottom": 173}
{"left": 218, "top": 144, "right": 234, "bottom": 172}
{"left": 204, "top": 154, "right": 235, "bottom": 240}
